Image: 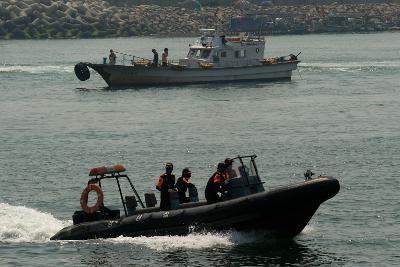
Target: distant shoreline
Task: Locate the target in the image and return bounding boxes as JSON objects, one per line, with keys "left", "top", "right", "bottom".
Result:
{"left": 2, "top": 30, "right": 399, "bottom": 41}
{"left": 1, "top": 0, "right": 399, "bottom": 40}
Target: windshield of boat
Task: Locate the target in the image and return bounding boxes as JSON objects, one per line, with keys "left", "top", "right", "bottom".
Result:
{"left": 188, "top": 49, "right": 212, "bottom": 59}
{"left": 227, "top": 157, "right": 258, "bottom": 179}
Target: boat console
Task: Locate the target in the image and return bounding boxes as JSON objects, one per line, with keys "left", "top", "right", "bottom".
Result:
{"left": 224, "top": 155, "right": 265, "bottom": 199}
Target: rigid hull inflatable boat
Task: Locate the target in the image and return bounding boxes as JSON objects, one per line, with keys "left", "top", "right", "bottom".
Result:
{"left": 51, "top": 155, "right": 339, "bottom": 240}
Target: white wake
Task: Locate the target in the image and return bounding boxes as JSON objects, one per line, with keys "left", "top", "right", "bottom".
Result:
{"left": 106, "top": 230, "right": 260, "bottom": 250}
{"left": 299, "top": 61, "right": 400, "bottom": 73}
{"left": 0, "top": 65, "right": 73, "bottom": 74}
{"left": 0, "top": 203, "right": 69, "bottom": 243}
{"left": 0, "top": 202, "right": 315, "bottom": 245}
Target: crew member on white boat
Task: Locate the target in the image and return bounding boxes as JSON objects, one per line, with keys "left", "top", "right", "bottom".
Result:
{"left": 152, "top": 49, "right": 158, "bottom": 67}
{"left": 109, "top": 49, "right": 116, "bottom": 65}
{"left": 162, "top": 48, "right": 168, "bottom": 67}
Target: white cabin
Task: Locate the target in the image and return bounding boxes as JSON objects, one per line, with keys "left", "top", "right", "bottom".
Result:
{"left": 179, "top": 29, "right": 265, "bottom": 69}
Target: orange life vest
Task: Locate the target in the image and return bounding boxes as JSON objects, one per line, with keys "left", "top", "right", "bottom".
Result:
{"left": 212, "top": 172, "right": 226, "bottom": 183}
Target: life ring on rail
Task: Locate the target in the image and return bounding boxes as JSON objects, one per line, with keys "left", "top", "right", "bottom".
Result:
{"left": 80, "top": 184, "right": 104, "bottom": 214}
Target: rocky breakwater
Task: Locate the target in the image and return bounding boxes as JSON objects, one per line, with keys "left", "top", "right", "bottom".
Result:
{"left": 245, "top": 3, "right": 400, "bottom": 34}
{"left": 0, "top": 0, "right": 241, "bottom": 39}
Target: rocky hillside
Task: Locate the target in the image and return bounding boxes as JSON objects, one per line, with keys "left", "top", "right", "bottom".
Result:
{"left": 1, "top": 0, "right": 399, "bottom": 39}
{"left": 0, "top": 0, "right": 241, "bottom": 39}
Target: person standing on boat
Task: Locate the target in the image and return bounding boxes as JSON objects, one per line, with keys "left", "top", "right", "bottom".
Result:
{"left": 109, "top": 49, "right": 116, "bottom": 65}
{"left": 205, "top": 162, "right": 227, "bottom": 204}
{"left": 175, "top": 168, "right": 194, "bottom": 203}
{"left": 151, "top": 49, "right": 158, "bottom": 67}
{"left": 156, "top": 162, "right": 176, "bottom": 210}
{"left": 162, "top": 48, "right": 168, "bottom": 67}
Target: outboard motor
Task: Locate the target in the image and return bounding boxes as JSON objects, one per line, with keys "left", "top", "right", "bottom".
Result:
{"left": 125, "top": 195, "right": 137, "bottom": 216}
{"left": 144, "top": 193, "right": 157, "bottom": 208}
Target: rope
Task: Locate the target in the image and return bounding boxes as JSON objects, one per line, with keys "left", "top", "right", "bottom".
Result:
{"left": 114, "top": 51, "right": 150, "bottom": 62}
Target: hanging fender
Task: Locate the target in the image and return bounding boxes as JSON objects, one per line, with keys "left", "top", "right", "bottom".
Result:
{"left": 74, "top": 63, "right": 90, "bottom": 81}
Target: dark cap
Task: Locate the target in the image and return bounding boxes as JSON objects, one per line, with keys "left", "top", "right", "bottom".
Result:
{"left": 224, "top": 158, "right": 233, "bottom": 165}
{"left": 152, "top": 49, "right": 156, "bottom": 52}
{"left": 165, "top": 162, "right": 173, "bottom": 168}
{"left": 217, "top": 162, "right": 226, "bottom": 172}
{"left": 182, "top": 167, "right": 191, "bottom": 174}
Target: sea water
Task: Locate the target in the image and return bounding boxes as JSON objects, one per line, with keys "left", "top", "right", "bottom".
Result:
{"left": 0, "top": 32, "right": 399, "bottom": 266}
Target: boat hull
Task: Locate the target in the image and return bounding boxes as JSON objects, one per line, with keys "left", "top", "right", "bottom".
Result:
{"left": 84, "top": 61, "right": 299, "bottom": 86}
{"left": 51, "top": 177, "right": 339, "bottom": 240}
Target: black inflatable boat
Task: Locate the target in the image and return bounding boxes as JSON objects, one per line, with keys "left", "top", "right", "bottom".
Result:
{"left": 51, "top": 155, "right": 340, "bottom": 240}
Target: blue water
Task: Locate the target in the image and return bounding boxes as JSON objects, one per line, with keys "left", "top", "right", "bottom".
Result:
{"left": 0, "top": 32, "right": 399, "bottom": 266}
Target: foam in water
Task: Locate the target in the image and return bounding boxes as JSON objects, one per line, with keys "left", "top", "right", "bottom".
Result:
{"left": 0, "top": 203, "right": 69, "bottom": 243}
{"left": 0, "top": 201, "right": 314, "bottom": 245}
{"left": 107, "top": 230, "right": 259, "bottom": 250}
{"left": 0, "top": 65, "right": 73, "bottom": 74}
{"left": 299, "top": 61, "right": 400, "bottom": 73}
{"left": 300, "top": 225, "right": 315, "bottom": 234}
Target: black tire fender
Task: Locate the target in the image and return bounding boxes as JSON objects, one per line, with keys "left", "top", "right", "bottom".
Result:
{"left": 74, "top": 63, "right": 90, "bottom": 81}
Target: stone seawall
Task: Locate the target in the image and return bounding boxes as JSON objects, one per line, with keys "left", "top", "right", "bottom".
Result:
{"left": 1, "top": 0, "right": 399, "bottom": 39}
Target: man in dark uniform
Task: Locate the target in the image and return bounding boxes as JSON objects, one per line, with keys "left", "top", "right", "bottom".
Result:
{"left": 175, "top": 168, "right": 194, "bottom": 204}
{"left": 156, "top": 162, "right": 176, "bottom": 210}
{"left": 205, "top": 162, "right": 227, "bottom": 204}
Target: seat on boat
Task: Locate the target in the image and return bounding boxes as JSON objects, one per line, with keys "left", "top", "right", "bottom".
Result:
{"left": 145, "top": 193, "right": 157, "bottom": 207}
{"left": 72, "top": 208, "right": 120, "bottom": 225}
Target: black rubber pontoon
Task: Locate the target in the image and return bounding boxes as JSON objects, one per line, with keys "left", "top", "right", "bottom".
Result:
{"left": 51, "top": 155, "right": 340, "bottom": 240}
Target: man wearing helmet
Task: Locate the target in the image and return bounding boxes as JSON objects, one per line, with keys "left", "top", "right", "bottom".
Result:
{"left": 205, "top": 162, "right": 227, "bottom": 204}
{"left": 175, "top": 167, "right": 195, "bottom": 204}
{"left": 156, "top": 162, "right": 176, "bottom": 210}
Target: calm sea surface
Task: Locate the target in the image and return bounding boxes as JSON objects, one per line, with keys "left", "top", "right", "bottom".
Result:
{"left": 0, "top": 32, "right": 399, "bottom": 266}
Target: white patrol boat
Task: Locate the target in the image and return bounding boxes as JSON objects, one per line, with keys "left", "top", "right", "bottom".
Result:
{"left": 74, "top": 29, "right": 300, "bottom": 86}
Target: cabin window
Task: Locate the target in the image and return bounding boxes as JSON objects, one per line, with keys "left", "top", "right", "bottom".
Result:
{"left": 188, "top": 49, "right": 201, "bottom": 58}
{"left": 220, "top": 51, "right": 227, "bottom": 58}
{"left": 235, "top": 50, "right": 245, "bottom": 58}
{"left": 188, "top": 49, "right": 195, "bottom": 57}
{"left": 212, "top": 51, "right": 219, "bottom": 62}
{"left": 201, "top": 49, "right": 211, "bottom": 59}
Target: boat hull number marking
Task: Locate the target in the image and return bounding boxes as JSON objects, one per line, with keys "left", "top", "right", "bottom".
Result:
{"left": 136, "top": 214, "right": 143, "bottom": 221}
{"left": 163, "top": 212, "right": 169, "bottom": 218}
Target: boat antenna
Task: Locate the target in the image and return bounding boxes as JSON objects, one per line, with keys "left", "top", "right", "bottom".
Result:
{"left": 295, "top": 52, "right": 302, "bottom": 80}
{"left": 257, "top": 15, "right": 262, "bottom": 39}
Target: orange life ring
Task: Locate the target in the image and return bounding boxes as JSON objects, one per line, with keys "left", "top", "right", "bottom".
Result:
{"left": 80, "top": 184, "right": 104, "bottom": 214}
